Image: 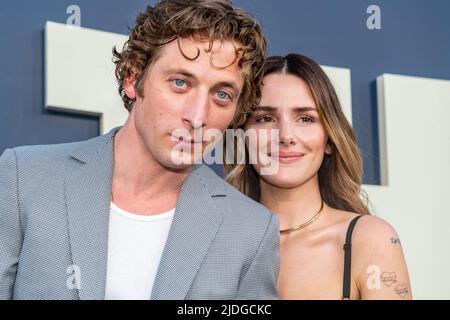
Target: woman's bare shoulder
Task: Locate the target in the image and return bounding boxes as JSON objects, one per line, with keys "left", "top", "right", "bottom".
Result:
{"left": 328, "top": 208, "right": 398, "bottom": 241}
{"left": 351, "top": 214, "right": 400, "bottom": 246}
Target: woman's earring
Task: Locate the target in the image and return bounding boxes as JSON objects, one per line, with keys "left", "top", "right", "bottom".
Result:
{"left": 325, "top": 142, "right": 333, "bottom": 155}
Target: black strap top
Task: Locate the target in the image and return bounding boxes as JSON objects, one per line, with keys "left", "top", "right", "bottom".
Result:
{"left": 342, "top": 215, "right": 363, "bottom": 300}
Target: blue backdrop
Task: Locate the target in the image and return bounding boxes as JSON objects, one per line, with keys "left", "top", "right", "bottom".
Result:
{"left": 1, "top": 0, "right": 449, "bottom": 184}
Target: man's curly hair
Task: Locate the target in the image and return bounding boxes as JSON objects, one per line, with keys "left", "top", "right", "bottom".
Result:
{"left": 112, "top": 0, "right": 267, "bottom": 127}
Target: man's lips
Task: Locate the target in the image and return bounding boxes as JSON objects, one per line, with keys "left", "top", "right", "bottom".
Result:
{"left": 171, "top": 135, "right": 204, "bottom": 144}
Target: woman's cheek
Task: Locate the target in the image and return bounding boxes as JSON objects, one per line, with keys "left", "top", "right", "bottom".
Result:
{"left": 298, "top": 126, "right": 327, "bottom": 151}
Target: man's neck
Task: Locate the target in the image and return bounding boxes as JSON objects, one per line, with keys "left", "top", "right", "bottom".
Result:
{"left": 111, "top": 119, "right": 191, "bottom": 215}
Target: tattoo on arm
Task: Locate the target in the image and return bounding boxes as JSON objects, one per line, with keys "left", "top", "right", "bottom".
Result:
{"left": 394, "top": 283, "right": 409, "bottom": 299}
{"left": 380, "top": 272, "right": 397, "bottom": 287}
{"left": 366, "top": 267, "right": 410, "bottom": 299}
{"left": 390, "top": 237, "right": 401, "bottom": 245}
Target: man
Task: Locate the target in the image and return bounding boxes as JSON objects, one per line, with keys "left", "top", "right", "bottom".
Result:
{"left": 0, "top": 0, "right": 279, "bottom": 299}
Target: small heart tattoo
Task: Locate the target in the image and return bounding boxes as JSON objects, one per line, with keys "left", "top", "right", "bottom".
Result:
{"left": 394, "top": 284, "right": 409, "bottom": 299}
{"left": 380, "top": 272, "right": 397, "bottom": 287}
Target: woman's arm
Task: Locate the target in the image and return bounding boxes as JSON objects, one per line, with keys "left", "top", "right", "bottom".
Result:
{"left": 352, "top": 215, "right": 412, "bottom": 300}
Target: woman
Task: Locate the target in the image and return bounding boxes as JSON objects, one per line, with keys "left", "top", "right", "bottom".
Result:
{"left": 224, "top": 54, "right": 411, "bottom": 299}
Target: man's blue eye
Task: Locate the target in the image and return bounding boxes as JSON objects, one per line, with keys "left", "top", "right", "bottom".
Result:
{"left": 217, "top": 91, "right": 230, "bottom": 100}
{"left": 175, "top": 79, "right": 186, "bottom": 87}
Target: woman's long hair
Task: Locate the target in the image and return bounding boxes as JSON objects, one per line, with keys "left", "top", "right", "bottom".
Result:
{"left": 224, "top": 53, "right": 370, "bottom": 215}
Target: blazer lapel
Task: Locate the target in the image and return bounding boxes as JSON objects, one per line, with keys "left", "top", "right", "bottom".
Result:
{"left": 64, "top": 129, "right": 117, "bottom": 300}
{"left": 151, "top": 165, "right": 225, "bottom": 300}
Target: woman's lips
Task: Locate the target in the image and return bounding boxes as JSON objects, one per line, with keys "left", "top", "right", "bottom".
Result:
{"left": 270, "top": 151, "right": 305, "bottom": 163}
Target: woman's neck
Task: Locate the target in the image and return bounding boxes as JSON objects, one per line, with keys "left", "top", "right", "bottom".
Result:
{"left": 259, "top": 175, "right": 324, "bottom": 231}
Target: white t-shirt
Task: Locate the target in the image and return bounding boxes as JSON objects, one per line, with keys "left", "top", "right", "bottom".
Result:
{"left": 105, "top": 202, "right": 175, "bottom": 300}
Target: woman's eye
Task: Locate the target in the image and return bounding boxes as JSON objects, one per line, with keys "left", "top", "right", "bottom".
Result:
{"left": 255, "top": 115, "right": 274, "bottom": 123}
{"left": 298, "top": 116, "right": 313, "bottom": 123}
{"left": 216, "top": 91, "right": 232, "bottom": 101}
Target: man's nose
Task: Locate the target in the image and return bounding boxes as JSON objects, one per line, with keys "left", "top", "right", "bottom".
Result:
{"left": 182, "top": 90, "right": 209, "bottom": 129}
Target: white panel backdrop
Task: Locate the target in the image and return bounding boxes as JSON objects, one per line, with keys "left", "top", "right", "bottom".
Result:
{"left": 364, "top": 74, "right": 450, "bottom": 299}
{"left": 45, "top": 21, "right": 128, "bottom": 133}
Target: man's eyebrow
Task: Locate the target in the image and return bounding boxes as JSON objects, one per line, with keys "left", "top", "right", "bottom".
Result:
{"left": 163, "top": 68, "right": 196, "bottom": 79}
{"left": 250, "top": 106, "right": 317, "bottom": 112}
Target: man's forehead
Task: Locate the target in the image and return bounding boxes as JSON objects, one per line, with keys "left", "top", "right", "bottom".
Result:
{"left": 153, "top": 37, "right": 244, "bottom": 86}
{"left": 157, "top": 37, "right": 243, "bottom": 69}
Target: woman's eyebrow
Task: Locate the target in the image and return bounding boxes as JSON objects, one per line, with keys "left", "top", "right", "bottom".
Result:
{"left": 292, "top": 106, "right": 317, "bottom": 112}
{"left": 251, "top": 106, "right": 317, "bottom": 112}
{"left": 251, "top": 105, "right": 277, "bottom": 112}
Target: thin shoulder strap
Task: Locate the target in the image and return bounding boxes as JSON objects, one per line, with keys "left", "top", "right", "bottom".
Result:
{"left": 342, "top": 215, "right": 363, "bottom": 300}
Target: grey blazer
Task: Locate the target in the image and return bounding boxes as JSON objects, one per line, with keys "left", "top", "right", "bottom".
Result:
{"left": 0, "top": 128, "right": 279, "bottom": 300}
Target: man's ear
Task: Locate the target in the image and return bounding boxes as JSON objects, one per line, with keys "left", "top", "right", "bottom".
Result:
{"left": 123, "top": 70, "right": 138, "bottom": 100}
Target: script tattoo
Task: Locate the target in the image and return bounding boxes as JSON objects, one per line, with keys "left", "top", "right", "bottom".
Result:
{"left": 390, "top": 237, "right": 401, "bottom": 245}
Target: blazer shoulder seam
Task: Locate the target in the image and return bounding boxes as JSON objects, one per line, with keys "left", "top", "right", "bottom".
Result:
{"left": 11, "top": 148, "right": 24, "bottom": 242}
